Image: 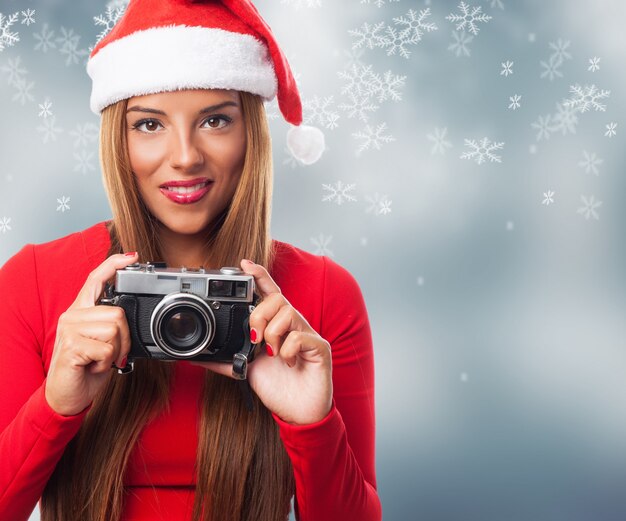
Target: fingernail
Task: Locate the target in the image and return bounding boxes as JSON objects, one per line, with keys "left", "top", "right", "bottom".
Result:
{"left": 124, "top": 251, "right": 137, "bottom": 257}
{"left": 120, "top": 356, "right": 127, "bottom": 368}
{"left": 250, "top": 328, "right": 258, "bottom": 343}
{"left": 242, "top": 259, "right": 254, "bottom": 264}
{"left": 266, "top": 343, "right": 273, "bottom": 356}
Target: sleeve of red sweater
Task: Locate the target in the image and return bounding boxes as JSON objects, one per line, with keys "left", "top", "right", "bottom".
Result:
{"left": 271, "top": 256, "right": 381, "bottom": 521}
{"left": 0, "top": 245, "right": 89, "bottom": 521}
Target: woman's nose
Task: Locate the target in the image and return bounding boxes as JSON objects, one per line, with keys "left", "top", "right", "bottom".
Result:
{"left": 168, "top": 130, "right": 205, "bottom": 171}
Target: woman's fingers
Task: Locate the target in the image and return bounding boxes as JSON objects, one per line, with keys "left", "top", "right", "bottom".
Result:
{"left": 71, "top": 252, "right": 138, "bottom": 309}
{"left": 58, "top": 319, "right": 127, "bottom": 368}
{"left": 240, "top": 259, "right": 281, "bottom": 298}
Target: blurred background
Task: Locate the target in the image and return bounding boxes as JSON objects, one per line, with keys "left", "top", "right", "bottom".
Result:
{"left": 1, "top": 0, "right": 625, "bottom": 520}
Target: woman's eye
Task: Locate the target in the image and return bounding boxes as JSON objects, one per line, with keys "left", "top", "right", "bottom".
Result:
{"left": 203, "top": 116, "right": 231, "bottom": 129}
{"left": 132, "top": 116, "right": 231, "bottom": 133}
{"left": 133, "top": 119, "right": 162, "bottom": 132}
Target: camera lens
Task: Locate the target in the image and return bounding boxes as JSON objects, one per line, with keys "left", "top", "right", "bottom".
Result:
{"left": 151, "top": 293, "right": 216, "bottom": 358}
{"left": 162, "top": 307, "right": 204, "bottom": 351}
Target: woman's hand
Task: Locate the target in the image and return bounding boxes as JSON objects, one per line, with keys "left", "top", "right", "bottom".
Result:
{"left": 191, "top": 259, "right": 333, "bottom": 426}
{"left": 44, "top": 252, "right": 138, "bottom": 416}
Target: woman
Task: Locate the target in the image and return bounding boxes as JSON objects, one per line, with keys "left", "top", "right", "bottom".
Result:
{"left": 0, "top": 1, "right": 380, "bottom": 520}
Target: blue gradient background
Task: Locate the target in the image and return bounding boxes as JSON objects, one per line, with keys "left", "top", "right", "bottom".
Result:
{"left": 1, "top": 1, "right": 625, "bottom": 520}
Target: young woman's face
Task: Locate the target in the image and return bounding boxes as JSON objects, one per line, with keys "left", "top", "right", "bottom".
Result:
{"left": 126, "top": 88, "right": 247, "bottom": 237}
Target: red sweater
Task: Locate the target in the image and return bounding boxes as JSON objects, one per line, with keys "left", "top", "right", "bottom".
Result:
{"left": 0, "top": 221, "right": 381, "bottom": 521}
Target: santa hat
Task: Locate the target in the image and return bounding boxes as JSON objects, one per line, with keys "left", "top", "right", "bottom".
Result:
{"left": 86, "top": 0, "right": 325, "bottom": 165}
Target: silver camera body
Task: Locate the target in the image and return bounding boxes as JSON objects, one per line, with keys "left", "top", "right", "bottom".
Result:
{"left": 99, "top": 262, "right": 262, "bottom": 378}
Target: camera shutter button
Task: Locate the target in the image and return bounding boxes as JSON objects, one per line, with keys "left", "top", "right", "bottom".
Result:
{"left": 220, "top": 267, "right": 242, "bottom": 275}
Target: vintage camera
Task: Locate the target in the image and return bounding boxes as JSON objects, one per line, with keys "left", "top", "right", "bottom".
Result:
{"left": 98, "top": 262, "right": 262, "bottom": 379}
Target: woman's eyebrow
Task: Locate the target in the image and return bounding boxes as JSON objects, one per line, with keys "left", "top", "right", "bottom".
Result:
{"left": 126, "top": 101, "right": 239, "bottom": 115}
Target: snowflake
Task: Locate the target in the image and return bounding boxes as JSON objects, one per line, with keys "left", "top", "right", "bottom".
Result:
{"left": 59, "top": 39, "right": 89, "bottom": 67}
{"left": 365, "top": 192, "right": 392, "bottom": 215}
{"left": 360, "top": 0, "right": 400, "bottom": 7}
{"left": 460, "top": 137, "right": 504, "bottom": 164}
{"left": 427, "top": 127, "right": 453, "bottom": 155}
{"left": 33, "top": 23, "right": 56, "bottom": 53}
{"left": 1, "top": 55, "right": 27, "bottom": 87}
{"left": 11, "top": 77, "right": 35, "bottom": 105}
{"left": 74, "top": 150, "right": 97, "bottom": 174}
{"left": 56, "top": 195, "right": 71, "bottom": 212}
{"left": 508, "top": 94, "right": 521, "bottom": 110}
{"left": 564, "top": 84, "right": 610, "bottom": 113}
{"left": 369, "top": 69, "right": 407, "bottom": 103}
{"left": 540, "top": 54, "right": 563, "bottom": 81}
{"left": 531, "top": 114, "right": 554, "bottom": 141}
{"left": 445, "top": 2, "right": 492, "bottom": 36}
{"left": 500, "top": 60, "right": 513, "bottom": 76}
{"left": 338, "top": 91, "right": 379, "bottom": 123}
{"left": 588, "top": 56, "right": 601, "bottom": 72}
{"left": 38, "top": 97, "right": 53, "bottom": 118}
{"left": 393, "top": 8, "right": 438, "bottom": 43}
{"left": 55, "top": 26, "right": 80, "bottom": 51}
{"left": 93, "top": 6, "right": 126, "bottom": 47}
{"left": 0, "top": 11, "right": 20, "bottom": 52}
{"left": 377, "top": 25, "right": 421, "bottom": 59}
{"left": 548, "top": 38, "right": 572, "bottom": 63}
{"left": 578, "top": 150, "right": 603, "bottom": 176}
{"left": 0, "top": 216, "right": 12, "bottom": 233}
{"left": 338, "top": 63, "right": 378, "bottom": 98}
{"left": 21, "top": 9, "right": 36, "bottom": 26}
{"left": 322, "top": 181, "right": 357, "bottom": 205}
{"left": 576, "top": 195, "right": 602, "bottom": 220}
{"left": 551, "top": 100, "right": 580, "bottom": 135}
{"left": 485, "top": 0, "right": 504, "bottom": 8}
{"left": 542, "top": 189, "right": 555, "bottom": 205}
{"left": 302, "top": 95, "right": 340, "bottom": 130}
{"left": 604, "top": 122, "right": 617, "bottom": 137}
{"left": 341, "top": 48, "right": 366, "bottom": 69}
{"left": 279, "top": 0, "right": 321, "bottom": 9}
{"left": 448, "top": 30, "right": 473, "bottom": 57}
{"left": 310, "top": 234, "right": 334, "bottom": 257}
{"left": 352, "top": 122, "right": 396, "bottom": 156}
{"left": 36, "top": 116, "right": 63, "bottom": 144}
{"left": 349, "top": 21, "right": 387, "bottom": 51}
{"left": 69, "top": 122, "right": 99, "bottom": 148}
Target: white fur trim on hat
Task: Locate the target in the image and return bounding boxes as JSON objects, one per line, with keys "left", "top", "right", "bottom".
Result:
{"left": 86, "top": 24, "right": 278, "bottom": 114}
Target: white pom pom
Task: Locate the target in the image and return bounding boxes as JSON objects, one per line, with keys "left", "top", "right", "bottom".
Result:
{"left": 286, "top": 125, "right": 326, "bottom": 165}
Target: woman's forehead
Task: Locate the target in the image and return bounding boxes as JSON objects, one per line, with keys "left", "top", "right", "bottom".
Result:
{"left": 128, "top": 88, "right": 240, "bottom": 105}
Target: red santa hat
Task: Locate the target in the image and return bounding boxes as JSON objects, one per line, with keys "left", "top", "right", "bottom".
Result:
{"left": 86, "top": 0, "right": 325, "bottom": 165}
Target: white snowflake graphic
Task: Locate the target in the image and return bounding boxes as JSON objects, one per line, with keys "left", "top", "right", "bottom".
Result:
{"left": 365, "top": 193, "right": 392, "bottom": 215}
{"left": 322, "top": 181, "right": 357, "bottom": 205}
{"left": 280, "top": 0, "right": 322, "bottom": 9}
{"left": 0, "top": 216, "right": 12, "bottom": 233}
{"left": 587, "top": 56, "right": 601, "bottom": 72}
{"left": 427, "top": 127, "right": 453, "bottom": 155}
{"left": 338, "top": 91, "right": 379, "bottom": 123}
{"left": 369, "top": 70, "right": 407, "bottom": 103}
{"left": 500, "top": 60, "right": 513, "bottom": 76}
{"left": 349, "top": 21, "right": 387, "bottom": 51}
{"left": 1, "top": 56, "right": 27, "bottom": 87}
{"left": 448, "top": 30, "right": 473, "bottom": 57}
{"left": 69, "top": 123, "right": 100, "bottom": 148}
{"left": 485, "top": 0, "right": 504, "bottom": 8}
{"left": 302, "top": 95, "right": 340, "bottom": 130}
{"left": 540, "top": 54, "right": 563, "bottom": 81}
{"left": 33, "top": 23, "right": 56, "bottom": 53}
{"left": 578, "top": 150, "right": 603, "bottom": 176}
{"left": 508, "top": 94, "right": 521, "bottom": 110}
{"left": 576, "top": 195, "right": 602, "bottom": 220}
{"left": 393, "top": 8, "right": 438, "bottom": 43}
{"left": 352, "top": 122, "right": 396, "bottom": 156}
{"left": 36, "top": 116, "right": 63, "bottom": 144}
{"left": 564, "top": 84, "right": 610, "bottom": 113}
{"left": 341, "top": 48, "right": 366, "bottom": 70}
{"left": 542, "top": 190, "right": 555, "bottom": 205}
{"left": 56, "top": 196, "right": 71, "bottom": 212}
{"left": 0, "top": 11, "right": 20, "bottom": 52}
{"left": 38, "top": 97, "right": 53, "bottom": 118}
{"left": 531, "top": 114, "right": 554, "bottom": 141}
{"left": 11, "top": 77, "right": 35, "bottom": 105}
{"left": 604, "top": 122, "right": 617, "bottom": 137}
{"left": 460, "top": 137, "right": 504, "bottom": 164}
{"left": 59, "top": 39, "right": 89, "bottom": 67}
{"left": 310, "top": 234, "right": 334, "bottom": 257}
{"left": 548, "top": 38, "right": 572, "bottom": 63}
{"left": 446, "top": 2, "right": 492, "bottom": 36}
{"left": 21, "top": 9, "right": 36, "bottom": 27}
{"left": 551, "top": 100, "right": 581, "bottom": 136}
{"left": 74, "top": 150, "right": 97, "bottom": 175}
{"left": 378, "top": 26, "right": 421, "bottom": 59}
{"left": 93, "top": 6, "right": 126, "bottom": 47}
{"left": 360, "top": 0, "right": 401, "bottom": 7}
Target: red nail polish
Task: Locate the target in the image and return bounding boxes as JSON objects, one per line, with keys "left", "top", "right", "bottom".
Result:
{"left": 266, "top": 343, "right": 273, "bottom": 356}
{"left": 250, "top": 328, "right": 257, "bottom": 343}
{"left": 124, "top": 251, "right": 137, "bottom": 257}
{"left": 120, "top": 356, "right": 127, "bottom": 368}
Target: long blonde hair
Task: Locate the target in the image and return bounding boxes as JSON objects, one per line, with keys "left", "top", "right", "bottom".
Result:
{"left": 40, "top": 91, "right": 295, "bottom": 521}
